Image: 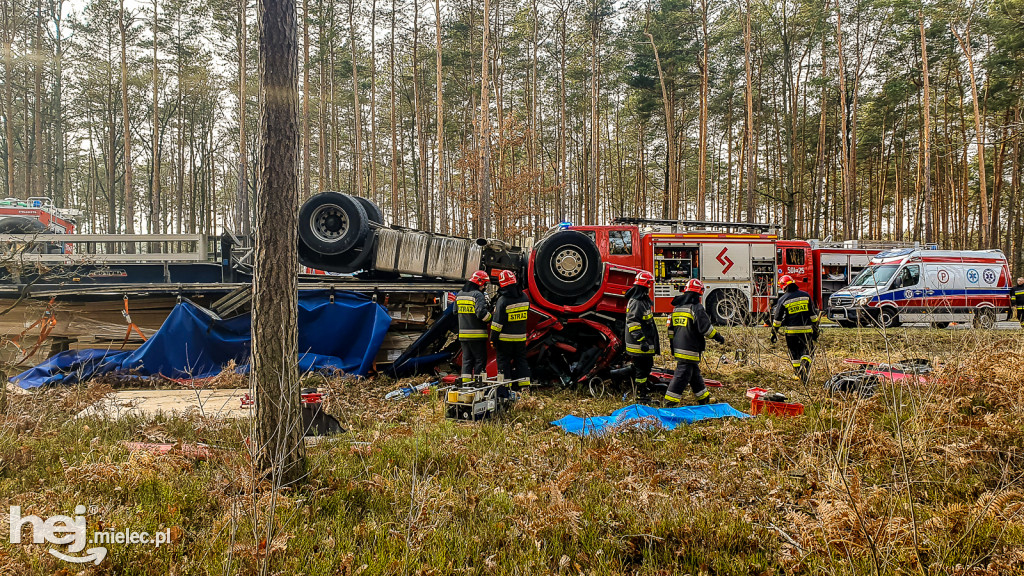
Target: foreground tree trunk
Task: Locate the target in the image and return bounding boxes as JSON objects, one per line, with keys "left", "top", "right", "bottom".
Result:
{"left": 253, "top": 0, "right": 305, "bottom": 485}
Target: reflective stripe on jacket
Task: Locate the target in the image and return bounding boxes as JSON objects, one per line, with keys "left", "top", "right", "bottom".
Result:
{"left": 456, "top": 289, "right": 492, "bottom": 340}
{"left": 492, "top": 294, "right": 529, "bottom": 342}
{"left": 667, "top": 303, "right": 716, "bottom": 362}
{"left": 773, "top": 290, "right": 818, "bottom": 335}
{"left": 624, "top": 296, "right": 658, "bottom": 355}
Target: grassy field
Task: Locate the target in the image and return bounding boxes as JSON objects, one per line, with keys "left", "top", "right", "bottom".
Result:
{"left": 1, "top": 325, "right": 1023, "bottom": 575}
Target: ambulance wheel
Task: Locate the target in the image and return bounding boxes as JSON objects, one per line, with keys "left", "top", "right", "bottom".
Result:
{"left": 930, "top": 322, "right": 950, "bottom": 330}
{"left": 534, "top": 230, "right": 602, "bottom": 299}
{"left": 875, "top": 306, "right": 901, "bottom": 329}
{"left": 298, "top": 192, "right": 368, "bottom": 255}
{"left": 707, "top": 289, "right": 748, "bottom": 326}
{"left": 973, "top": 308, "right": 996, "bottom": 329}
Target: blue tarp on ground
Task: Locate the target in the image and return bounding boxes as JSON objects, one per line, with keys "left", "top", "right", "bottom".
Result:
{"left": 551, "top": 403, "right": 751, "bottom": 436}
{"left": 11, "top": 291, "right": 392, "bottom": 389}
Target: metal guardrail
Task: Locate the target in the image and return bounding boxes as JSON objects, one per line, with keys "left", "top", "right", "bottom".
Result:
{"left": 0, "top": 234, "right": 210, "bottom": 263}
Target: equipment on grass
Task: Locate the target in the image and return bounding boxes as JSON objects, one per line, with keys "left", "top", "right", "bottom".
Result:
{"left": 444, "top": 376, "right": 523, "bottom": 421}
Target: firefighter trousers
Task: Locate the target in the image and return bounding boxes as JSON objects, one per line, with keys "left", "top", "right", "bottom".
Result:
{"left": 665, "top": 361, "right": 709, "bottom": 404}
{"left": 460, "top": 339, "right": 488, "bottom": 383}
{"left": 786, "top": 333, "right": 815, "bottom": 382}
{"left": 1018, "top": 307, "right": 1024, "bottom": 327}
{"left": 495, "top": 341, "right": 531, "bottom": 388}
{"left": 628, "top": 354, "right": 654, "bottom": 386}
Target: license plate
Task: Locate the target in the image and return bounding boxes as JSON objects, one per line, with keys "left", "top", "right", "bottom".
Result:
{"left": 831, "top": 310, "right": 847, "bottom": 320}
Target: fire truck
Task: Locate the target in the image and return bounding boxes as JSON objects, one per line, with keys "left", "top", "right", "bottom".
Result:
{"left": 566, "top": 219, "right": 924, "bottom": 325}
{"left": 0, "top": 197, "right": 77, "bottom": 235}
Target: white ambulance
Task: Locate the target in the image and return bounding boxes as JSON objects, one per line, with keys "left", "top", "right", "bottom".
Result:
{"left": 827, "top": 249, "right": 1012, "bottom": 329}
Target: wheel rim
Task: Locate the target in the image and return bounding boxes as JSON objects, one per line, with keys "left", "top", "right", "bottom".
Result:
{"left": 311, "top": 204, "right": 349, "bottom": 243}
{"left": 880, "top": 309, "right": 895, "bottom": 327}
{"left": 551, "top": 245, "right": 587, "bottom": 281}
{"left": 716, "top": 298, "right": 740, "bottom": 324}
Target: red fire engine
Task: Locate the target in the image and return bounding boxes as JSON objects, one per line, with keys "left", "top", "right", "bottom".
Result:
{"left": 0, "top": 197, "right": 77, "bottom": 234}
{"left": 569, "top": 218, "right": 920, "bottom": 323}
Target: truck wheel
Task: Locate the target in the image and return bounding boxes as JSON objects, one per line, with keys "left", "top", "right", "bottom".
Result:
{"left": 298, "top": 192, "right": 368, "bottom": 255}
{"left": 353, "top": 196, "right": 384, "bottom": 225}
{"left": 298, "top": 233, "right": 374, "bottom": 274}
{"left": 875, "top": 306, "right": 901, "bottom": 329}
{"left": 533, "top": 230, "right": 602, "bottom": 298}
{"left": 973, "top": 308, "right": 996, "bottom": 329}
{"left": 707, "top": 289, "right": 748, "bottom": 326}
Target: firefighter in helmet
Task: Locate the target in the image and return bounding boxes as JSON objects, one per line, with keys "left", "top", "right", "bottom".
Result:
{"left": 456, "top": 270, "right": 492, "bottom": 383}
{"left": 1014, "top": 277, "right": 1024, "bottom": 328}
{"left": 490, "top": 269, "right": 531, "bottom": 389}
{"left": 624, "top": 271, "right": 660, "bottom": 388}
{"left": 665, "top": 279, "right": 724, "bottom": 405}
{"left": 771, "top": 274, "right": 820, "bottom": 383}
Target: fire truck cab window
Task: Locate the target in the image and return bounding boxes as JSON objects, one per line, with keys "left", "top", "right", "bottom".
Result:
{"left": 786, "top": 249, "right": 805, "bottom": 266}
{"left": 608, "top": 230, "right": 632, "bottom": 255}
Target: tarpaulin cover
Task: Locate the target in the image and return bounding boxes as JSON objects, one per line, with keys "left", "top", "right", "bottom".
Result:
{"left": 551, "top": 403, "right": 751, "bottom": 436}
{"left": 11, "top": 291, "right": 391, "bottom": 389}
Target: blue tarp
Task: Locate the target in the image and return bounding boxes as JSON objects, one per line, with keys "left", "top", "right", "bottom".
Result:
{"left": 11, "top": 291, "right": 392, "bottom": 389}
{"left": 551, "top": 403, "right": 751, "bottom": 436}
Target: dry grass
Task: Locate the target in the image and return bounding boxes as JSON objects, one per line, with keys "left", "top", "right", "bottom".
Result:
{"left": 0, "top": 325, "right": 1022, "bottom": 575}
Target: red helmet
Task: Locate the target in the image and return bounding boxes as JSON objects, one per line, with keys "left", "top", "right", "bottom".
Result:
{"left": 684, "top": 279, "right": 705, "bottom": 295}
{"left": 497, "top": 269, "right": 517, "bottom": 287}
{"left": 778, "top": 275, "right": 796, "bottom": 291}
{"left": 469, "top": 270, "right": 490, "bottom": 287}
{"left": 633, "top": 271, "right": 655, "bottom": 289}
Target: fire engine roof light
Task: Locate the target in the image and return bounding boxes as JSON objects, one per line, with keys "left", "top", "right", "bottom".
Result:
{"left": 558, "top": 221, "right": 573, "bottom": 230}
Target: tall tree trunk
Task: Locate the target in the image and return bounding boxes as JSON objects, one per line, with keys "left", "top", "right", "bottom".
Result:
{"left": 478, "top": 0, "right": 492, "bottom": 236}
{"left": 2, "top": 0, "right": 14, "bottom": 198}
{"left": 744, "top": 0, "right": 755, "bottom": 222}
{"left": 952, "top": 24, "right": 988, "bottom": 247}
{"left": 588, "top": 3, "right": 600, "bottom": 224}
{"left": 51, "top": 0, "right": 66, "bottom": 207}
{"left": 389, "top": 0, "right": 398, "bottom": 220}
{"left": 119, "top": 0, "right": 136, "bottom": 246}
{"left": 253, "top": 0, "right": 305, "bottom": 485}
{"left": 301, "top": 0, "right": 310, "bottom": 198}
{"left": 435, "top": 0, "right": 446, "bottom": 233}
{"left": 349, "top": 0, "right": 363, "bottom": 197}
{"left": 31, "top": 0, "right": 42, "bottom": 197}
{"left": 696, "top": 0, "right": 709, "bottom": 221}
{"left": 152, "top": 0, "right": 162, "bottom": 235}
{"left": 644, "top": 18, "right": 675, "bottom": 221}
{"left": 835, "top": 0, "right": 851, "bottom": 238}
{"left": 237, "top": 0, "right": 251, "bottom": 236}
{"left": 920, "top": 11, "right": 933, "bottom": 245}
{"left": 369, "top": 0, "right": 377, "bottom": 209}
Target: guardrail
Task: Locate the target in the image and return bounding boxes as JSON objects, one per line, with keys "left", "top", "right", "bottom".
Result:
{"left": 0, "top": 234, "right": 211, "bottom": 263}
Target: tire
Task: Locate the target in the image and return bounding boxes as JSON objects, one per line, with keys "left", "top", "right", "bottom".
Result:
{"left": 875, "top": 306, "right": 901, "bottom": 329}
{"left": 973, "top": 308, "right": 996, "bottom": 330}
{"left": 707, "top": 289, "right": 749, "bottom": 326}
{"left": 298, "top": 192, "right": 368, "bottom": 255}
{"left": 298, "top": 233, "right": 374, "bottom": 274}
{"left": 353, "top": 196, "right": 384, "bottom": 225}
{"left": 930, "top": 322, "right": 950, "bottom": 330}
{"left": 533, "top": 230, "right": 602, "bottom": 299}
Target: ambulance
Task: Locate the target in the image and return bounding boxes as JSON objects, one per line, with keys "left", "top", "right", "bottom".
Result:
{"left": 827, "top": 249, "right": 1012, "bottom": 329}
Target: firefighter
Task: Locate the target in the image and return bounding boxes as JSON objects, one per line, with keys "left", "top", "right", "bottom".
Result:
{"left": 1015, "top": 277, "right": 1024, "bottom": 328}
{"left": 771, "top": 274, "right": 820, "bottom": 383}
{"left": 490, "top": 270, "right": 531, "bottom": 389}
{"left": 665, "top": 279, "right": 724, "bottom": 406}
{"left": 624, "top": 271, "right": 659, "bottom": 388}
{"left": 456, "top": 270, "right": 492, "bottom": 383}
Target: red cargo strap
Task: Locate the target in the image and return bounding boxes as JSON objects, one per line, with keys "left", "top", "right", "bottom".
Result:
{"left": 8, "top": 297, "right": 59, "bottom": 363}
{"left": 121, "top": 295, "right": 148, "bottom": 349}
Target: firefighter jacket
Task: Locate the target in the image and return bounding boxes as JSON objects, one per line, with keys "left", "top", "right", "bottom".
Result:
{"left": 625, "top": 295, "right": 659, "bottom": 355}
{"left": 491, "top": 291, "right": 530, "bottom": 342}
{"left": 456, "top": 288, "right": 492, "bottom": 340}
{"left": 1014, "top": 284, "right": 1024, "bottom": 308}
{"left": 667, "top": 297, "right": 720, "bottom": 363}
{"left": 773, "top": 289, "right": 819, "bottom": 335}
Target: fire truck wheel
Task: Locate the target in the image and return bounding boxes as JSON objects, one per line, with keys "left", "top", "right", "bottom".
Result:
{"left": 353, "top": 196, "right": 384, "bottom": 225}
{"left": 298, "top": 192, "right": 368, "bottom": 256}
{"left": 875, "top": 306, "right": 901, "bottom": 329}
{"left": 706, "top": 289, "right": 748, "bottom": 326}
{"left": 973, "top": 308, "right": 996, "bottom": 329}
{"left": 534, "top": 230, "right": 602, "bottom": 298}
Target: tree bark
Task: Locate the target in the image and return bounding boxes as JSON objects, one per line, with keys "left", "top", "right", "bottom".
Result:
{"left": 349, "top": 0, "right": 363, "bottom": 197}
{"left": 119, "top": 0, "right": 136, "bottom": 246}
{"left": 952, "top": 23, "right": 988, "bottom": 247}
{"left": 301, "top": 0, "right": 310, "bottom": 199}
{"left": 435, "top": 0, "right": 446, "bottom": 233}
{"left": 696, "top": 0, "right": 709, "bottom": 221}
{"left": 253, "top": 0, "right": 305, "bottom": 485}
{"left": 920, "top": 11, "right": 932, "bottom": 245}
{"left": 152, "top": 0, "right": 162, "bottom": 235}
{"left": 478, "top": 0, "right": 492, "bottom": 236}
{"left": 237, "top": 0, "right": 251, "bottom": 235}
{"left": 744, "top": 0, "right": 755, "bottom": 223}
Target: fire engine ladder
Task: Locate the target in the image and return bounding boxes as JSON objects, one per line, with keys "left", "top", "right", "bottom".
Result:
{"left": 612, "top": 217, "right": 778, "bottom": 234}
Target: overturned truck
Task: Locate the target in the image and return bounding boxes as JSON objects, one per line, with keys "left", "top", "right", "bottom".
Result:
{"left": 296, "top": 192, "right": 641, "bottom": 389}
